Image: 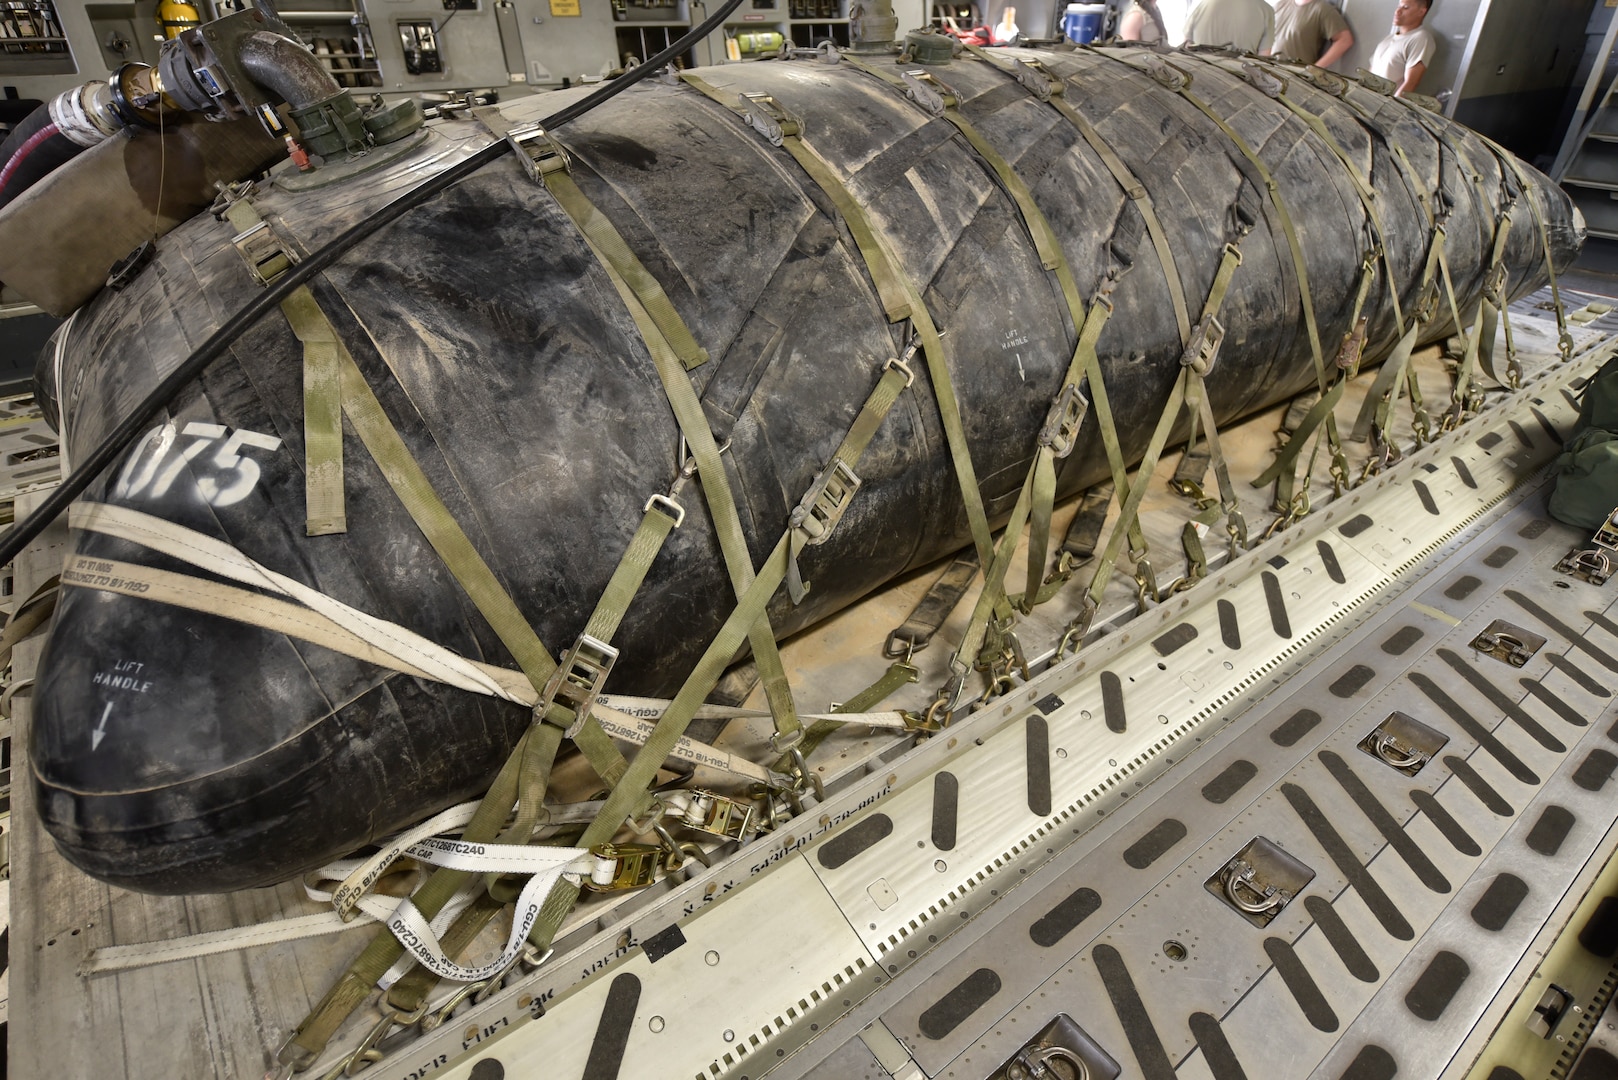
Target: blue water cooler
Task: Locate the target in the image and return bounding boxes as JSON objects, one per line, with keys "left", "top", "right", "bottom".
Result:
{"left": 1062, "top": 3, "right": 1107, "bottom": 44}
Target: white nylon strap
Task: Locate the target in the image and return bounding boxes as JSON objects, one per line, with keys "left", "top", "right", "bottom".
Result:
{"left": 597, "top": 694, "right": 911, "bottom": 729}
{"left": 386, "top": 858, "right": 580, "bottom": 984}
{"left": 590, "top": 707, "right": 772, "bottom": 782}
{"left": 69, "top": 502, "right": 533, "bottom": 703}
{"left": 80, "top": 895, "right": 401, "bottom": 976}
{"left": 330, "top": 800, "right": 480, "bottom": 918}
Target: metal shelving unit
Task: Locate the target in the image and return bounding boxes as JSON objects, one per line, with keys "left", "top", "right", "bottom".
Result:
{"left": 0, "top": 0, "right": 75, "bottom": 76}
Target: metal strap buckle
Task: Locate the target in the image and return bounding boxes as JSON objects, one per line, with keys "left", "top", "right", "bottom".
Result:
{"left": 1038, "top": 382, "right": 1090, "bottom": 459}
{"left": 1240, "top": 62, "right": 1284, "bottom": 99}
{"left": 883, "top": 354, "right": 916, "bottom": 387}
{"left": 583, "top": 842, "right": 660, "bottom": 892}
{"left": 1414, "top": 279, "right": 1442, "bottom": 326}
{"left": 1483, "top": 262, "right": 1510, "bottom": 306}
{"left": 900, "top": 68, "right": 954, "bottom": 115}
{"left": 790, "top": 459, "right": 862, "bottom": 545}
{"left": 677, "top": 789, "right": 757, "bottom": 841}
{"left": 1181, "top": 314, "right": 1226, "bottom": 378}
{"left": 643, "top": 493, "right": 686, "bottom": 528}
{"left": 1007, "top": 58, "right": 1055, "bottom": 101}
{"left": 1595, "top": 509, "right": 1618, "bottom": 553}
{"left": 740, "top": 92, "right": 800, "bottom": 146}
{"left": 546, "top": 633, "right": 618, "bottom": 734}
{"left": 1335, "top": 317, "right": 1369, "bottom": 374}
{"left": 505, "top": 122, "right": 569, "bottom": 183}
{"left": 231, "top": 221, "right": 297, "bottom": 286}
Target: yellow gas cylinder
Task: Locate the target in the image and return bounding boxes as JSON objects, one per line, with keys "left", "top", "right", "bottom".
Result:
{"left": 156, "top": 0, "right": 202, "bottom": 39}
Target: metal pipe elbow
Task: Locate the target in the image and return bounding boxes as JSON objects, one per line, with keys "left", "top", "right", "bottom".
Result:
{"left": 237, "top": 30, "right": 340, "bottom": 112}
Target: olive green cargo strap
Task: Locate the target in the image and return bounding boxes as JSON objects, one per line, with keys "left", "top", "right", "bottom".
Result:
{"left": 1229, "top": 59, "right": 1436, "bottom": 456}
{"left": 281, "top": 284, "right": 633, "bottom": 786}
{"left": 525, "top": 356, "right": 914, "bottom": 955}
{"left": 1434, "top": 221, "right": 1483, "bottom": 425}
{"left": 1116, "top": 55, "right": 1329, "bottom": 391}
{"left": 780, "top": 656, "right": 923, "bottom": 769}
{"left": 278, "top": 289, "right": 555, "bottom": 690}
{"left": 1479, "top": 134, "right": 1575, "bottom": 361}
{"left": 1085, "top": 228, "right": 1249, "bottom": 617}
{"left": 1253, "top": 243, "right": 1380, "bottom": 492}
{"left": 1222, "top": 58, "right": 1405, "bottom": 333}
{"left": 381, "top": 492, "right": 682, "bottom": 1018}
{"left": 275, "top": 287, "right": 689, "bottom": 1069}
{"left": 1105, "top": 52, "right": 1343, "bottom": 519}
{"left": 1469, "top": 202, "right": 1520, "bottom": 391}
{"left": 499, "top": 493, "right": 682, "bottom": 843}
{"left": 838, "top": 54, "right": 1150, "bottom": 638}
{"left": 1352, "top": 213, "right": 1450, "bottom": 445}
{"left": 595, "top": 229, "right": 807, "bottom": 752}
{"left": 473, "top": 108, "right": 706, "bottom": 372}
{"left": 961, "top": 44, "right": 1192, "bottom": 348}
{"left": 222, "top": 199, "right": 346, "bottom": 537}
{"left": 229, "top": 199, "right": 559, "bottom": 699}
{"left": 680, "top": 73, "right": 997, "bottom": 575}
{"left": 285, "top": 296, "right": 347, "bottom": 536}
{"left": 487, "top": 110, "right": 805, "bottom": 754}
{"left": 286, "top": 486, "right": 683, "bottom": 1068}
{"left": 782, "top": 548, "right": 975, "bottom": 766}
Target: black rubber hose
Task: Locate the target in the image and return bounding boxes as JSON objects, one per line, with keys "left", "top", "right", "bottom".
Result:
{"left": 0, "top": 0, "right": 746, "bottom": 569}
{"left": 0, "top": 102, "right": 85, "bottom": 212}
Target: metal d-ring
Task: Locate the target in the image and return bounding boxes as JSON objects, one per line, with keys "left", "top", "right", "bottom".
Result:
{"left": 1371, "top": 730, "right": 1426, "bottom": 770}
{"left": 1223, "top": 863, "right": 1285, "bottom": 915}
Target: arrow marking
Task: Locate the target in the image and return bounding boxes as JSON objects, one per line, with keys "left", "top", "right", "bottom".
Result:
{"left": 92, "top": 702, "right": 112, "bottom": 751}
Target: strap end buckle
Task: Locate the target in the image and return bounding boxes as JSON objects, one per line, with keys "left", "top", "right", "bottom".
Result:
{"left": 544, "top": 633, "right": 618, "bottom": 735}
{"left": 790, "top": 459, "right": 862, "bottom": 545}
{"left": 643, "top": 493, "right": 686, "bottom": 529}
{"left": 506, "top": 122, "right": 569, "bottom": 183}
{"left": 1037, "top": 382, "right": 1091, "bottom": 459}
{"left": 739, "top": 92, "right": 800, "bottom": 146}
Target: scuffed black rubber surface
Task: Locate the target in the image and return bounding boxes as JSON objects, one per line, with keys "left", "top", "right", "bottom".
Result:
{"left": 32, "top": 46, "right": 1583, "bottom": 892}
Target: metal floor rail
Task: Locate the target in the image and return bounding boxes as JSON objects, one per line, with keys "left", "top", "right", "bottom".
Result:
{"left": 348, "top": 322, "right": 1618, "bottom": 1078}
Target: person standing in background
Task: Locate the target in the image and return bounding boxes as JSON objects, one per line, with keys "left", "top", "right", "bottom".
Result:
{"left": 1268, "top": 0, "right": 1353, "bottom": 67}
{"left": 1184, "top": 0, "right": 1274, "bottom": 52}
{"left": 1119, "top": 0, "right": 1171, "bottom": 43}
{"left": 1370, "top": 0, "right": 1437, "bottom": 96}
{"left": 990, "top": 5, "right": 1021, "bottom": 43}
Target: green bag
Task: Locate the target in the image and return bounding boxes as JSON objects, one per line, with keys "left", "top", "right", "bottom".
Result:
{"left": 1550, "top": 428, "right": 1618, "bottom": 529}
{"left": 1578, "top": 354, "right": 1618, "bottom": 433}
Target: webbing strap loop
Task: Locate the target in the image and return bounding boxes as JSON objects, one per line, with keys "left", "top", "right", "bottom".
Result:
{"left": 223, "top": 200, "right": 347, "bottom": 538}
